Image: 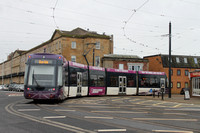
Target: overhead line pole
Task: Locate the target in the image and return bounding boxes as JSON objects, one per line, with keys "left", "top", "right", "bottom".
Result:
{"left": 169, "top": 22, "right": 172, "bottom": 98}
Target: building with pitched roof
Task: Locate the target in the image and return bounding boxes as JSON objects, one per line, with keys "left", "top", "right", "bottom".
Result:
{"left": 0, "top": 28, "right": 113, "bottom": 84}
{"left": 144, "top": 54, "right": 200, "bottom": 94}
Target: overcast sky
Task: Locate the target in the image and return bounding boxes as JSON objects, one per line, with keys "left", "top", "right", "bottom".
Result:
{"left": 1, "top": 0, "right": 200, "bottom": 62}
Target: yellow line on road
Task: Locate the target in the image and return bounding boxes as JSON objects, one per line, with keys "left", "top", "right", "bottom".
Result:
{"left": 172, "top": 104, "right": 182, "bottom": 108}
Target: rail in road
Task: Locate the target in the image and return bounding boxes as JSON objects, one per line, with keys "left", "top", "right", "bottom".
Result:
{"left": 5, "top": 96, "right": 200, "bottom": 133}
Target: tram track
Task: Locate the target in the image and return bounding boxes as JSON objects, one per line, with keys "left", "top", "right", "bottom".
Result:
{"left": 5, "top": 97, "right": 200, "bottom": 133}
{"left": 36, "top": 102, "right": 149, "bottom": 133}
{"left": 36, "top": 97, "right": 199, "bottom": 132}
{"left": 5, "top": 100, "right": 96, "bottom": 133}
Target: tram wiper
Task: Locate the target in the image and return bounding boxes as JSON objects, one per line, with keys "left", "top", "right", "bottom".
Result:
{"left": 32, "top": 70, "right": 42, "bottom": 88}
{"left": 32, "top": 71, "right": 45, "bottom": 90}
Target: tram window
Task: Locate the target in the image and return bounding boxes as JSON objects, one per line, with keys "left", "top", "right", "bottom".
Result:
{"left": 57, "top": 66, "right": 63, "bottom": 86}
{"left": 127, "top": 77, "right": 135, "bottom": 87}
{"left": 139, "top": 75, "right": 161, "bottom": 88}
{"left": 110, "top": 76, "right": 118, "bottom": 87}
{"left": 90, "top": 75, "right": 98, "bottom": 86}
{"left": 64, "top": 67, "right": 68, "bottom": 85}
{"left": 82, "top": 72, "right": 88, "bottom": 86}
{"left": 70, "top": 73, "right": 77, "bottom": 86}
{"left": 98, "top": 75, "right": 105, "bottom": 87}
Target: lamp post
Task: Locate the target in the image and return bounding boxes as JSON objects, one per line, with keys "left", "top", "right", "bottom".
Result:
{"left": 168, "top": 22, "right": 172, "bottom": 98}
{"left": 1, "top": 60, "right": 4, "bottom": 85}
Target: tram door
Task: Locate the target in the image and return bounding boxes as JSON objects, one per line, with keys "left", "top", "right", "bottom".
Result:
{"left": 119, "top": 76, "right": 127, "bottom": 94}
{"left": 77, "top": 72, "right": 82, "bottom": 96}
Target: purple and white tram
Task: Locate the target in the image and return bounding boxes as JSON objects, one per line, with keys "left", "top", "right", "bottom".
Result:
{"left": 24, "top": 53, "right": 167, "bottom": 101}
{"left": 24, "top": 53, "right": 66, "bottom": 100}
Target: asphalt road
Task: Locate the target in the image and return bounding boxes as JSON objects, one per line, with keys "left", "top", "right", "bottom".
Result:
{"left": 1, "top": 91, "right": 200, "bottom": 133}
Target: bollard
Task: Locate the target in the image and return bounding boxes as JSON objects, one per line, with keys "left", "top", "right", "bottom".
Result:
{"left": 161, "top": 91, "right": 164, "bottom": 100}
{"left": 161, "top": 87, "right": 164, "bottom": 100}
{"left": 153, "top": 89, "right": 155, "bottom": 98}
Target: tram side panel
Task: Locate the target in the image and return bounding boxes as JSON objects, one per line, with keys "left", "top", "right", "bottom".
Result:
{"left": 67, "top": 62, "right": 88, "bottom": 97}
{"left": 137, "top": 71, "right": 167, "bottom": 95}
{"left": 106, "top": 68, "right": 137, "bottom": 95}
{"left": 89, "top": 66, "right": 106, "bottom": 96}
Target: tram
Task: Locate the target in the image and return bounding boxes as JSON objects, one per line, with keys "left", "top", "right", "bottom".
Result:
{"left": 24, "top": 53, "right": 167, "bottom": 100}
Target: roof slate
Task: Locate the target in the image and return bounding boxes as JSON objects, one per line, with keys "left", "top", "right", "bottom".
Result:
{"left": 161, "top": 54, "right": 200, "bottom": 68}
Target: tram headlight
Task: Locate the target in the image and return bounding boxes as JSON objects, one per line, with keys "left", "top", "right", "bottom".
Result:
{"left": 48, "top": 88, "right": 56, "bottom": 92}
{"left": 27, "top": 88, "right": 32, "bottom": 91}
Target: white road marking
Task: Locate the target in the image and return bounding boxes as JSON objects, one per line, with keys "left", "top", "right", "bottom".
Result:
{"left": 18, "top": 109, "right": 40, "bottom": 111}
{"left": 133, "top": 118, "right": 198, "bottom": 121}
{"left": 38, "top": 105, "right": 58, "bottom": 107}
{"left": 152, "top": 130, "right": 193, "bottom": 133}
{"left": 68, "top": 106, "right": 120, "bottom": 108}
{"left": 43, "top": 116, "right": 66, "bottom": 119}
{"left": 54, "top": 109, "right": 76, "bottom": 112}
{"left": 8, "top": 94, "right": 24, "bottom": 97}
{"left": 163, "top": 113, "right": 187, "bottom": 115}
{"left": 165, "top": 108, "right": 200, "bottom": 111}
{"left": 16, "top": 104, "right": 31, "bottom": 106}
{"left": 84, "top": 116, "right": 113, "bottom": 119}
{"left": 132, "top": 108, "right": 151, "bottom": 110}
{"left": 97, "top": 129, "right": 127, "bottom": 132}
{"left": 91, "top": 111, "right": 148, "bottom": 114}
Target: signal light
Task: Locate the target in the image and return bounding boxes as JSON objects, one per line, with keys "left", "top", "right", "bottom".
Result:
{"left": 52, "top": 88, "right": 55, "bottom": 91}
{"left": 58, "top": 56, "right": 61, "bottom": 59}
{"left": 28, "top": 56, "right": 31, "bottom": 58}
{"left": 27, "top": 88, "right": 30, "bottom": 90}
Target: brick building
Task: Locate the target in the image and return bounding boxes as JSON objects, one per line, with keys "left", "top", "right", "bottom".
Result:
{"left": 102, "top": 54, "right": 149, "bottom": 71}
{"left": 0, "top": 28, "right": 113, "bottom": 84}
{"left": 144, "top": 54, "right": 200, "bottom": 94}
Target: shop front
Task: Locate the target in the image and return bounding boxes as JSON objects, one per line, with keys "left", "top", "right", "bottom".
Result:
{"left": 190, "top": 71, "right": 200, "bottom": 96}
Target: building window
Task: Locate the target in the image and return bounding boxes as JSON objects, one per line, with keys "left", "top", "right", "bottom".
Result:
{"left": 185, "top": 82, "right": 188, "bottom": 88}
{"left": 71, "top": 56, "right": 76, "bottom": 62}
{"left": 177, "top": 69, "right": 181, "bottom": 76}
{"left": 171, "top": 82, "right": 173, "bottom": 88}
{"left": 119, "top": 64, "right": 124, "bottom": 70}
{"left": 176, "top": 57, "right": 180, "bottom": 63}
{"left": 56, "top": 42, "right": 58, "bottom": 50}
{"left": 185, "top": 70, "right": 189, "bottom": 76}
{"left": 95, "top": 56, "right": 100, "bottom": 67}
{"left": 128, "top": 63, "right": 143, "bottom": 71}
{"left": 71, "top": 42, "right": 76, "bottom": 49}
{"left": 96, "top": 42, "right": 100, "bottom": 49}
{"left": 194, "top": 58, "right": 198, "bottom": 64}
{"left": 184, "top": 58, "right": 188, "bottom": 63}
{"left": 59, "top": 41, "right": 61, "bottom": 49}
{"left": 177, "top": 82, "right": 181, "bottom": 88}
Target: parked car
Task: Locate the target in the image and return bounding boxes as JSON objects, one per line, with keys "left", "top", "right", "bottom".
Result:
{"left": 2, "top": 84, "right": 9, "bottom": 91}
{"left": 17, "top": 84, "right": 24, "bottom": 92}
{"left": 0, "top": 85, "right": 3, "bottom": 90}
{"left": 8, "top": 83, "right": 17, "bottom": 91}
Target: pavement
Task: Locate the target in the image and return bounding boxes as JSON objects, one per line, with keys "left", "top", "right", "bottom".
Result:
{"left": 137, "top": 94, "right": 200, "bottom": 105}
